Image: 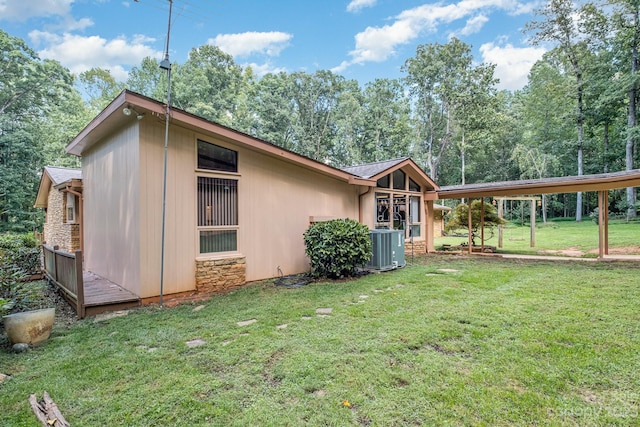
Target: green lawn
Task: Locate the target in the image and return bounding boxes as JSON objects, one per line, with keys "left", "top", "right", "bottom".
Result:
{"left": 2, "top": 255, "right": 640, "bottom": 426}
{"left": 435, "top": 219, "right": 640, "bottom": 256}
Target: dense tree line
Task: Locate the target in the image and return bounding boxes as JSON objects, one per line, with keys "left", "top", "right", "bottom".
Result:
{"left": 2, "top": 0, "right": 640, "bottom": 232}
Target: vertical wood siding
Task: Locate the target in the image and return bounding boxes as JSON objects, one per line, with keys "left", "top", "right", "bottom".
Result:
{"left": 83, "top": 123, "right": 141, "bottom": 293}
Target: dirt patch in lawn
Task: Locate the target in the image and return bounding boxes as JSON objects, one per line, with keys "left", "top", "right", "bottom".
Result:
{"left": 538, "top": 247, "right": 585, "bottom": 257}
{"left": 588, "top": 245, "right": 640, "bottom": 255}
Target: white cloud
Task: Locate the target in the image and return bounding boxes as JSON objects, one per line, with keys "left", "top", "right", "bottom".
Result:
{"left": 29, "top": 31, "right": 161, "bottom": 81}
{"left": 0, "top": 0, "right": 73, "bottom": 21}
{"left": 480, "top": 42, "right": 545, "bottom": 90}
{"left": 347, "top": 0, "right": 377, "bottom": 13}
{"left": 338, "top": 0, "right": 532, "bottom": 70}
{"left": 208, "top": 31, "right": 292, "bottom": 58}
{"left": 458, "top": 14, "right": 489, "bottom": 36}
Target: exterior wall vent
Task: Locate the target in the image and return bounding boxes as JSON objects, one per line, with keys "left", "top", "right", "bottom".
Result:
{"left": 367, "top": 230, "right": 406, "bottom": 271}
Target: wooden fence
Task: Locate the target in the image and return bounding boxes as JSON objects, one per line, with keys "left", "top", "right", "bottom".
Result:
{"left": 42, "top": 245, "right": 85, "bottom": 319}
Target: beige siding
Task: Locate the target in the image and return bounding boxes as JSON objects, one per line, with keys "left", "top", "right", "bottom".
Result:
{"left": 137, "top": 120, "right": 197, "bottom": 298}
{"left": 134, "top": 123, "right": 360, "bottom": 289}
{"left": 83, "top": 123, "right": 141, "bottom": 293}
{"left": 238, "top": 149, "right": 360, "bottom": 280}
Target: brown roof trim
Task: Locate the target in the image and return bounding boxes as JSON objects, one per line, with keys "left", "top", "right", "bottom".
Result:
{"left": 437, "top": 169, "right": 640, "bottom": 199}
{"left": 66, "top": 90, "right": 372, "bottom": 186}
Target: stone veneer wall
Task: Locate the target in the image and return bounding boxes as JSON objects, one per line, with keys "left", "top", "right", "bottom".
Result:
{"left": 405, "top": 240, "right": 426, "bottom": 254}
{"left": 43, "top": 185, "right": 80, "bottom": 253}
{"left": 195, "top": 256, "right": 246, "bottom": 293}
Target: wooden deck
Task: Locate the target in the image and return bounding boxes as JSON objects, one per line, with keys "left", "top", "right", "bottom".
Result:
{"left": 82, "top": 272, "right": 140, "bottom": 317}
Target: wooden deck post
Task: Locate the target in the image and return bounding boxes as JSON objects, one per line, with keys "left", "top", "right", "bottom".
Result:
{"left": 53, "top": 245, "right": 59, "bottom": 282}
{"left": 74, "top": 251, "right": 85, "bottom": 319}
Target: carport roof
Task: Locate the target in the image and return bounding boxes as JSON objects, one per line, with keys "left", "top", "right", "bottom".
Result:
{"left": 435, "top": 169, "right": 640, "bottom": 199}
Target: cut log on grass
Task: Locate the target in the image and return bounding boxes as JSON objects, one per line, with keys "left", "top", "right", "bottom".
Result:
{"left": 29, "top": 391, "right": 70, "bottom": 427}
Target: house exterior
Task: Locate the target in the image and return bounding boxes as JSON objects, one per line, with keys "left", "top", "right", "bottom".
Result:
{"left": 58, "top": 90, "right": 440, "bottom": 301}
{"left": 34, "top": 166, "right": 83, "bottom": 253}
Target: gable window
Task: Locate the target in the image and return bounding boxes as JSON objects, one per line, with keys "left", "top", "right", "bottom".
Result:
{"left": 376, "top": 175, "right": 390, "bottom": 188}
{"left": 392, "top": 169, "right": 406, "bottom": 190}
{"left": 197, "top": 140, "right": 238, "bottom": 172}
{"left": 198, "top": 177, "right": 238, "bottom": 254}
{"left": 409, "top": 177, "right": 421, "bottom": 192}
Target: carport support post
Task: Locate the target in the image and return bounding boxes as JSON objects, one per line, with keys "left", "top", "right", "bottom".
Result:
{"left": 498, "top": 199, "right": 503, "bottom": 248}
{"left": 530, "top": 200, "right": 536, "bottom": 247}
{"left": 480, "top": 198, "right": 485, "bottom": 252}
{"left": 468, "top": 199, "right": 473, "bottom": 254}
{"left": 597, "top": 190, "right": 609, "bottom": 258}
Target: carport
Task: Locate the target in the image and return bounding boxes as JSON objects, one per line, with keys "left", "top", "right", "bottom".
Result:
{"left": 426, "top": 169, "right": 640, "bottom": 259}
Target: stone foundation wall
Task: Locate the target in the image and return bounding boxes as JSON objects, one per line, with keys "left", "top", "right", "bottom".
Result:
{"left": 195, "top": 256, "right": 246, "bottom": 293}
{"left": 405, "top": 240, "right": 426, "bottom": 254}
{"left": 43, "top": 186, "right": 80, "bottom": 253}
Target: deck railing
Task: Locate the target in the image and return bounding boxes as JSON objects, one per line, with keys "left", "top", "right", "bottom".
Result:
{"left": 42, "top": 245, "right": 85, "bottom": 318}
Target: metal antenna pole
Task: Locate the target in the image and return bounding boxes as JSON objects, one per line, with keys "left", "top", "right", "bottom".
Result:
{"left": 159, "top": 0, "right": 173, "bottom": 307}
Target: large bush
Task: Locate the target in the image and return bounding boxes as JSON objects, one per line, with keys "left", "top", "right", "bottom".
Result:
{"left": 0, "top": 233, "right": 45, "bottom": 316}
{"left": 303, "top": 219, "right": 372, "bottom": 279}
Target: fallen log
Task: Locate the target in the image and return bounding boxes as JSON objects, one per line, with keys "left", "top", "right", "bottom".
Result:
{"left": 29, "top": 391, "right": 70, "bottom": 427}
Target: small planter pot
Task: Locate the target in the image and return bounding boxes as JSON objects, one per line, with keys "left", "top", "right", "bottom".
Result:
{"left": 2, "top": 308, "right": 55, "bottom": 345}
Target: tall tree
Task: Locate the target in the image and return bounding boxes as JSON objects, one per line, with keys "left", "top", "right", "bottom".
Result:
{"left": 402, "top": 38, "right": 485, "bottom": 182}
{"left": 360, "top": 78, "right": 411, "bottom": 164}
{"left": 172, "top": 44, "right": 243, "bottom": 126}
{"left": 78, "top": 68, "right": 124, "bottom": 113}
{"left": 0, "top": 30, "right": 78, "bottom": 231}
{"left": 608, "top": 0, "right": 640, "bottom": 219}
{"left": 525, "top": 0, "right": 590, "bottom": 221}
{"left": 288, "top": 70, "right": 344, "bottom": 161}
{"left": 251, "top": 72, "right": 296, "bottom": 149}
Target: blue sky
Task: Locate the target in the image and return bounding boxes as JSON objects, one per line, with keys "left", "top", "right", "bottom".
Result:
{"left": 1, "top": 0, "right": 547, "bottom": 91}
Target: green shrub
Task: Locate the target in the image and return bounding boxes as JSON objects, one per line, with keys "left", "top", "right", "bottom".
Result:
{"left": 0, "top": 232, "right": 41, "bottom": 275}
{"left": 303, "top": 219, "right": 372, "bottom": 279}
{"left": 0, "top": 233, "right": 45, "bottom": 316}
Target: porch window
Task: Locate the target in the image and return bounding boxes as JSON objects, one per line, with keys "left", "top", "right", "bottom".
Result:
{"left": 198, "top": 177, "right": 238, "bottom": 254}
{"left": 197, "top": 140, "right": 237, "bottom": 172}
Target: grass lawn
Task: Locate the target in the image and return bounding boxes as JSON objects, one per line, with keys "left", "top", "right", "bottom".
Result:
{"left": 2, "top": 255, "right": 640, "bottom": 426}
{"left": 435, "top": 219, "right": 640, "bottom": 257}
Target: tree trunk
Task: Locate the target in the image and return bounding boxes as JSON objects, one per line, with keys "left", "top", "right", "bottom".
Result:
{"left": 461, "top": 130, "right": 466, "bottom": 186}
{"left": 627, "top": 7, "right": 639, "bottom": 220}
{"left": 604, "top": 121, "right": 609, "bottom": 173}
{"left": 576, "top": 70, "right": 584, "bottom": 222}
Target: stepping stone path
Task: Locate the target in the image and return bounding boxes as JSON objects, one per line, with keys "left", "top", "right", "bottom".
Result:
{"left": 237, "top": 319, "right": 257, "bottom": 327}
{"left": 186, "top": 339, "right": 206, "bottom": 348}
{"left": 301, "top": 316, "right": 313, "bottom": 320}
{"left": 222, "top": 340, "right": 233, "bottom": 346}
{"left": 193, "top": 305, "right": 206, "bottom": 312}
{"left": 276, "top": 324, "right": 288, "bottom": 329}
{"left": 0, "top": 373, "right": 9, "bottom": 383}
{"left": 438, "top": 268, "right": 460, "bottom": 273}
{"left": 316, "top": 308, "right": 333, "bottom": 315}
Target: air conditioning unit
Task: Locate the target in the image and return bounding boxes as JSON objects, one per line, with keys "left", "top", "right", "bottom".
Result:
{"left": 367, "top": 230, "right": 406, "bottom": 271}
